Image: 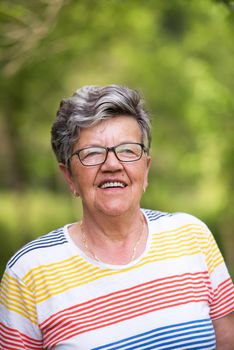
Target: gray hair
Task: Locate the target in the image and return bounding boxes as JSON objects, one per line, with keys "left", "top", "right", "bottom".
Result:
{"left": 51, "top": 84, "right": 151, "bottom": 165}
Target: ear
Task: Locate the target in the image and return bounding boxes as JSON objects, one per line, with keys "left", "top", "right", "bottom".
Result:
{"left": 143, "top": 156, "right": 151, "bottom": 192}
{"left": 146, "top": 155, "right": 151, "bottom": 169}
{"left": 59, "top": 163, "right": 79, "bottom": 196}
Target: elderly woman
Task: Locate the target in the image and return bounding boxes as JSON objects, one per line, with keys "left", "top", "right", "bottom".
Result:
{"left": 1, "top": 85, "right": 234, "bottom": 349}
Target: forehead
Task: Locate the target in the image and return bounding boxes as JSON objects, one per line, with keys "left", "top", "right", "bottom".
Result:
{"left": 77, "top": 115, "right": 142, "bottom": 147}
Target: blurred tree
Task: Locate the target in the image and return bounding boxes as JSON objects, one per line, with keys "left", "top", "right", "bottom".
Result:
{"left": 0, "top": 0, "right": 233, "bottom": 276}
{"left": 215, "top": 0, "right": 234, "bottom": 11}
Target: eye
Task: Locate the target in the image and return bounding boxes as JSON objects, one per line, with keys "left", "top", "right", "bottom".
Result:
{"left": 79, "top": 147, "right": 105, "bottom": 161}
{"left": 116, "top": 144, "right": 142, "bottom": 159}
{"left": 119, "top": 147, "right": 134, "bottom": 154}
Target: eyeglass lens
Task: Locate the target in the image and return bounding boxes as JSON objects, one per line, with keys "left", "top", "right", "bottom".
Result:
{"left": 78, "top": 143, "right": 143, "bottom": 165}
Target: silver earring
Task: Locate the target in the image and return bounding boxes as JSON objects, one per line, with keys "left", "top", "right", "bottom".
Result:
{"left": 73, "top": 190, "right": 79, "bottom": 197}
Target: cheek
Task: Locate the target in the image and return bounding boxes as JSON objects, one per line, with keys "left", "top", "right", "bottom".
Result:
{"left": 73, "top": 170, "right": 96, "bottom": 196}
{"left": 130, "top": 168, "right": 148, "bottom": 188}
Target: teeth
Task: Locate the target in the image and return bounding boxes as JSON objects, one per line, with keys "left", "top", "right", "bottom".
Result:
{"left": 100, "top": 181, "right": 125, "bottom": 189}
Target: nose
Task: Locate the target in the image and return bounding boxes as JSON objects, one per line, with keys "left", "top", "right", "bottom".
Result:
{"left": 100, "top": 149, "right": 123, "bottom": 170}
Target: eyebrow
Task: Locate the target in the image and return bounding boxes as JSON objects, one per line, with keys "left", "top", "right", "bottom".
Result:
{"left": 75, "top": 141, "right": 142, "bottom": 149}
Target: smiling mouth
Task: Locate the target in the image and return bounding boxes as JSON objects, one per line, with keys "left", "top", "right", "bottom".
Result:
{"left": 99, "top": 181, "right": 127, "bottom": 189}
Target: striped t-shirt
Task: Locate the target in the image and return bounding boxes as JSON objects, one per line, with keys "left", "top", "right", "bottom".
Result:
{"left": 1, "top": 210, "right": 234, "bottom": 349}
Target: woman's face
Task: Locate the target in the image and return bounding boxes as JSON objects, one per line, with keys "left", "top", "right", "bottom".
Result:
{"left": 60, "top": 115, "right": 151, "bottom": 218}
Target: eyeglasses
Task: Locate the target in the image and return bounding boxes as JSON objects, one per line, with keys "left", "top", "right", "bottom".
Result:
{"left": 70, "top": 142, "right": 147, "bottom": 166}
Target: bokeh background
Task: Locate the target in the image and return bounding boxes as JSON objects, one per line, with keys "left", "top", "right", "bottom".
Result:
{"left": 0, "top": 0, "right": 234, "bottom": 278}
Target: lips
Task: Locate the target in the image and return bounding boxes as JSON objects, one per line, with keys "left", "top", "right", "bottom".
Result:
{"left": 99, "top": 181, "right": 127, "bottom": 189}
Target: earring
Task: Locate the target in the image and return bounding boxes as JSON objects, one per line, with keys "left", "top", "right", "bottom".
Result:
{"left": 73, "top": 190, "right": 79, "bottom": 197}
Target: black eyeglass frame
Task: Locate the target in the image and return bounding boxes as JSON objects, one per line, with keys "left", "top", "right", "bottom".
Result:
{"left": 69, "top": 142, "right": 148, "bottom": 166}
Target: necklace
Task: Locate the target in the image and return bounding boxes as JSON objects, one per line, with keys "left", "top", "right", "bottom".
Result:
{"left": 80, "top": 217, "right": 145, "bottom": 263}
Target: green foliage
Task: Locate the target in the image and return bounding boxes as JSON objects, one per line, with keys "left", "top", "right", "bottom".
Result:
{"left": 0, "top": 190, "right": 82, "bottom": 275}
{"left": 0, "top": 0, "right": 233, "bottom": 278}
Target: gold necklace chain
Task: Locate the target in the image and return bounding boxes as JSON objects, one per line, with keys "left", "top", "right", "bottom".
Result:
{"left": 80, "top": 217, "right": 145, "bottom": 263}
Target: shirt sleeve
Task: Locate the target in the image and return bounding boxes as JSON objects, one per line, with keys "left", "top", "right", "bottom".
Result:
{"left": 0, "top": 267, "right": 43, "bottom": 349}
{"left": 203, "top": 227, "right": 234, "bottom": 320}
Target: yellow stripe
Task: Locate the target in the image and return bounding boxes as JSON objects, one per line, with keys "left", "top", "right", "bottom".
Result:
{"left": 19, "top": 224, "right": 224, "bottom": 303}
{"left": 1, "top": 273, "right": 35, "bottom": 299}
{"left": 23, "top": 255, "right": 90, "bottom": 285}
{"left": 205, "top": 234, "right": 224, "bottom": 273}
{"left": 1, "top": 288, "right": 35, "bottom": 310}
{"left": 24, "top": 259, "right": 99, "bottom": 291}
{"left": 25, "top": 251, "right": 201, "bottom": 303}
{"left": 0, "top": 297, "right": 37, "bottom": 323}
{"left": 149, "top": 224, "right": 208, "bottom": 241}
{"left": 0, "top": 273, "right": 37, "bottom": 323}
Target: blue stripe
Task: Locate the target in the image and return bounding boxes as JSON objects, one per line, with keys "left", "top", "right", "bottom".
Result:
{"left": 8, "top": 228, "right": 68, "bottom": 268}
{"left": 138, "top": 335, "right": 215, "bottom": 350}
{"left": 108, "top": 327, "right": 214, "bottom": 350}
{"left": 143, "top": 209, "right": 173, "bottom": 222}
{"left": 93, "top": 318, "right": 215, "bottom": 350}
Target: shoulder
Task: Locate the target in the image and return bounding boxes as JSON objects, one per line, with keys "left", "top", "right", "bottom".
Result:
{"left": 7, "top": 226, "right": 69, "bottom": 272}
{"left": 142, "top": 208, "right": 173, "bottom": 222}
{"left": 142, "top": 208, "right": 210, "bottom": 234}
{"left": 142, "top": 208, "right": 207, "bottom": 225}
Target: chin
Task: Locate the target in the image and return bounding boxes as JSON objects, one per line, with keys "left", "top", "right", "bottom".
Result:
{"left": 94, "top": 195, "right": 139, "bottom": 217}
{"left": 100, "top": 208, "right": 126, "bottom": 217}
{"left": 96, "top": 203, "right": 131, "bottom": 217}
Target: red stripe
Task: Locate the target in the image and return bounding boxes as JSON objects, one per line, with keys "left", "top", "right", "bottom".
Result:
{"left": 211, "top": 290, "right": 234, "bottom": 309}
{"left": 46, "top": 289, "right": 209, "bottom": 334}
{"left": 210, "top": 279, "right": 234, "bottom": 318}
{"left": 41, "top": 272, "right": 212, "bottom": 347}
{"left": 210, "top": 304, "right": 234, "bottom": 319}
{"left": 0, "top": 323, "right": 42, "bottom": 349}
{"left": 210, "top": 296, "right": 234, "bottom": 319}
{"left": 41, "top": 271, "right": 211, "bottom": 329}
{"left": 46, "top": 296, "right": 210, "bottom": 348}
{"left": 211, "top": 278, "right": 234, "bottom": 305}
{"left": 209, "top": 278, "right": 234, "bottom": 319}
{"left": 45, "top": 279, "right": 211, "bottom": 332}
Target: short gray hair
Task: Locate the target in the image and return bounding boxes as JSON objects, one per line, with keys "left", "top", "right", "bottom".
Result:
{"left": 51, "top": 84, "right": 151, "bottom": 165}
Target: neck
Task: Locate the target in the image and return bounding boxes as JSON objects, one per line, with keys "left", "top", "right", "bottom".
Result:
{"left": 82, "top": 208, "right": 143, "bottom": 242}
{"left": 74, "top": 208, "right": 148, "bottom": 265}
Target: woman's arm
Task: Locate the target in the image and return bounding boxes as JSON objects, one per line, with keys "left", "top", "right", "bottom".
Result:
{"left": 213, "top": 312, "right": 234, "bottom": 349}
